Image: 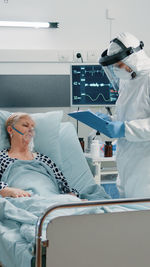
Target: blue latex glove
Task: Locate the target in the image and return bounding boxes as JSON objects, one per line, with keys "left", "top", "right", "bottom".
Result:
{"left": 104, "top": 121, "right": 125, "bottom": 138}
{"left": 95, "top": 112, "right": 112, "bottom": 121}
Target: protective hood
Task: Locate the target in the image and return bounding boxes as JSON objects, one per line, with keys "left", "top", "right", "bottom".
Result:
{"left": 107, "top": 32, "right": 150, "bottom": 75}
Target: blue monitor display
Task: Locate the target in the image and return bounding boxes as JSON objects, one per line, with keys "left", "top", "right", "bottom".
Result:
{"left": 70, "top": 64, "right": 119, "bottom": 106}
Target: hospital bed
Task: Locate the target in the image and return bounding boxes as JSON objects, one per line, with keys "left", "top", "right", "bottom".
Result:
{"left": 0, "top": 110, "right": 150, "bottom": 267}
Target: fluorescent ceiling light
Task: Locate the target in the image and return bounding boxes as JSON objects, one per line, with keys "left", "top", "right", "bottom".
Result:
{"left": 0, "top": 21, "right": 59, "bottom": 28}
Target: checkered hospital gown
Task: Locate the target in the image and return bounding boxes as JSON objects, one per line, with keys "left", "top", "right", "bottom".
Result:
{"left": 0, "top": 149, "right": 79, "bottom": 197}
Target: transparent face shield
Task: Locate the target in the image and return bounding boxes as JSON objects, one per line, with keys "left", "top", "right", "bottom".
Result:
{"left": 102, "top": 65, "right": 120, "bottom": 92}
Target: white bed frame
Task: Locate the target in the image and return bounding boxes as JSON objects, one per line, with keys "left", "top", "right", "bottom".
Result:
{"left": 36, "top": 198, "right": 150, "bottom": 267}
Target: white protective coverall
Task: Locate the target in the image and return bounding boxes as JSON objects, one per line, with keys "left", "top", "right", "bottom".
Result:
{"left": 108, "top": 32, "right": 150, "bottom": 198}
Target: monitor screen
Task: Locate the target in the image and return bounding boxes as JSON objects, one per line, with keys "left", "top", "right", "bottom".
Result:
{"left": 70, "top": 64, "right": 119, "bottom": 106}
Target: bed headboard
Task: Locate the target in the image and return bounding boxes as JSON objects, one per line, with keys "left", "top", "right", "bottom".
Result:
{"left": 0, "top": 75, "right": 70, "bottom": 107}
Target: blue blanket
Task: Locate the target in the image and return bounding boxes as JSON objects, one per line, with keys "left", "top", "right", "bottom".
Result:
{"left": 0, "top": 160, "right": 150, "bottom": 267}
{"left": 0, "top": 160, "right": 108, "bottom": 267}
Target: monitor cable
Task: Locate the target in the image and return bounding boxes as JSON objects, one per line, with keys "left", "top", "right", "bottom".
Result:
{"left": 105, "top": 106, "right": 112, "bottom": 116}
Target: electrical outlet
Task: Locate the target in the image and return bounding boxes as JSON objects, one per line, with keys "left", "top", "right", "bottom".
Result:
{"left": 57, "top": 50, "right": 73, "bottom": 62}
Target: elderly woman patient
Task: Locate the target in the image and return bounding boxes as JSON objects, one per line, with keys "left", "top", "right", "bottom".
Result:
{"left": 0, "top": 113, "right": 79, "bottom": 198}
{"left": 0, "top": 113, "right": 110, "bottom": 267}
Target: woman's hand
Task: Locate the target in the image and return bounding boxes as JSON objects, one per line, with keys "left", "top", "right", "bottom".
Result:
{"left": 0, "top": 187, "right": 31, "bottom": 198}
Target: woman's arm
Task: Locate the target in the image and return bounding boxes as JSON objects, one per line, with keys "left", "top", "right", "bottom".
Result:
{"left": 0, "top": 151, "right": 31, "bottom": 198}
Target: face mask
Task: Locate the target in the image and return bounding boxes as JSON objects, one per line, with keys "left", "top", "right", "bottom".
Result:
{"left": 12, "top": 126, "right": 35, "bottom": 141}
{"left": 113, "top": 67, "right": 133, "bottom": 80}
{"left": 12, "top": 126, "right": 34, "bottom": 151}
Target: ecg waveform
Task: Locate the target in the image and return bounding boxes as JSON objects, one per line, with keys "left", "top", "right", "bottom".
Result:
{"left": 81, "top": 93, "right": 111, "bottom": 102}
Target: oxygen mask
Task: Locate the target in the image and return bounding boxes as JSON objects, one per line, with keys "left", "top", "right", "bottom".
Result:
{"left": 12, "top": 126, "right": 34, "bottom": 141}
{"left": 23, "top": 128, "right": 35, "bottom": 142}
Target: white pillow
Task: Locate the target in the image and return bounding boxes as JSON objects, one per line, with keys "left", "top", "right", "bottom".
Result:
{"left": 0, "top": 110, "right": 63, "bottom": 168}
{"left": 59, "top": 122, "right": 95, "bottom": 190}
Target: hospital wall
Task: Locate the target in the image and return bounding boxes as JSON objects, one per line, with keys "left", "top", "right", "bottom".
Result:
{"left": 0, "top": 0, "right": 150, "bottom": 146}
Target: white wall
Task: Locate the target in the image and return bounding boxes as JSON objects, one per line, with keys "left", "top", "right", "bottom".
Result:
{"left": 0, "top": 0, "right": 150, "bottom": 67}
{"left": 0, "top": 0, "right": 150, "bottom": 51}
{"left": 0, "top": 0, "right": 150, "bottom": 148}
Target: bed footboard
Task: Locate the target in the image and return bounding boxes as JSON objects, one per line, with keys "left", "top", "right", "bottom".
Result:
{"left": 36, "top": 198, "right": 150, "bottom": 267}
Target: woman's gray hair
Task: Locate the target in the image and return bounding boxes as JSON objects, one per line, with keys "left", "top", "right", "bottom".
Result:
{"left": 6, "top": 112, "right": 33, "bottom": 128}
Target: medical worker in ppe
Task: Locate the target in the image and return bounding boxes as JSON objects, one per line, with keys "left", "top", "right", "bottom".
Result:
{"left": 98, "top": 32, "right": 150, "bottom": 198}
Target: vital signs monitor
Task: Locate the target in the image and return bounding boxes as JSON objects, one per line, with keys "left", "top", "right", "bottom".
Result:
{"left": 70, "top": 64, "right": 119, "bottom": 106}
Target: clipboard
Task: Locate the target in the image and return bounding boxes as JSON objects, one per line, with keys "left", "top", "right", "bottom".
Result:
{"left": 68, "top": 110, "right": 110, "bottom": 136}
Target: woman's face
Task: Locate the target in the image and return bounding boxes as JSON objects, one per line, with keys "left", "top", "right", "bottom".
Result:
{"left": 12, "top": 116, "right": 35, "bottom": 144}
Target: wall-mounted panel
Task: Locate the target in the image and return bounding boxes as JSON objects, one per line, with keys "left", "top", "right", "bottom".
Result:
{"left": 0, "top": 75, "right": 70, "bottom": 107}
